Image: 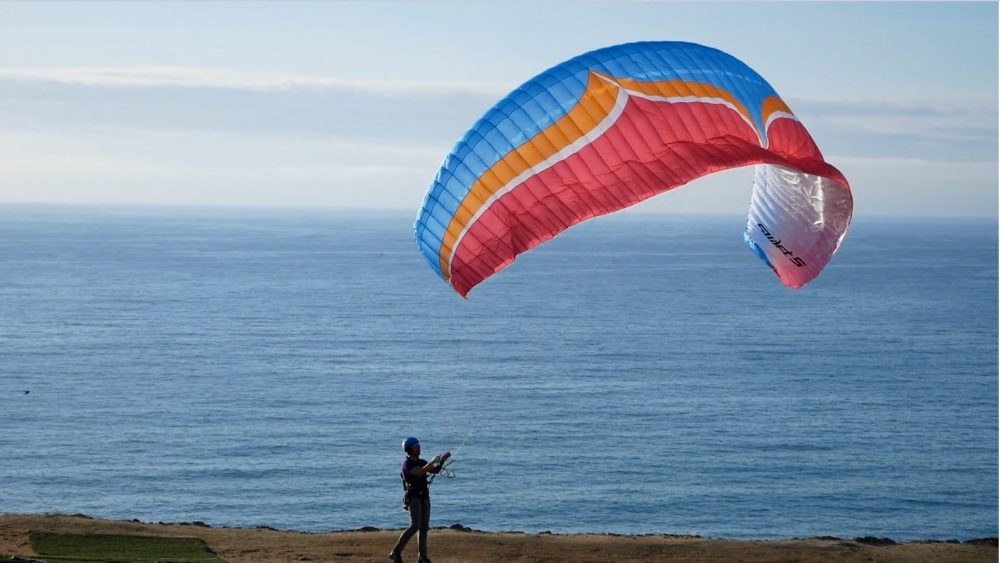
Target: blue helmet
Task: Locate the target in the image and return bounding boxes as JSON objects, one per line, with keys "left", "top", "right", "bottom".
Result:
{"left": 402, "top": 436, "right": 420, "bottom": 452}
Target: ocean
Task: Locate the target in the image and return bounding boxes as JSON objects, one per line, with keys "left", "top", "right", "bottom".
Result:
{"left": 1, "top": 205, "right": 996, "bottom": 541}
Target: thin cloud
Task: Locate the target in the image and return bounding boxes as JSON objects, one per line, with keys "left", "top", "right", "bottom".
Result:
{"left": 4, "top": 67, "right": 994, "bottom": 144}
{"left": 790, "top": 97, "right": 998, "bottom": 144}
{"left": 830, "top": 154, "right": 999, "bottom": 171}
{"left": 0, "top": 66, "right": 512, "bottom": 97}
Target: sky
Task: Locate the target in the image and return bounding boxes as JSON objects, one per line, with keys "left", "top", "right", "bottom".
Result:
{"left": 0, "top": 1, "right": 996, "bottom": 217}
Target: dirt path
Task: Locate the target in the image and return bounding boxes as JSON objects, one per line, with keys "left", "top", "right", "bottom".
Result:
{"left": 1, "top": 514, "right": 995, "bottom": 562}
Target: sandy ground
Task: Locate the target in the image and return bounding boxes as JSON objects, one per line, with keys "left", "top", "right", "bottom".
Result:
{"left": 0, "top": 514, "right": 995, "bottom": 562}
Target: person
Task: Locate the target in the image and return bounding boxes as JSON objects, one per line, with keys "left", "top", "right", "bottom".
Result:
{"left": 389, "top": 436, "right": 450, "bottom": 563}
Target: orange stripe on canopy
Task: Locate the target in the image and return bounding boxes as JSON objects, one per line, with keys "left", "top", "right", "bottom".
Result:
{"left": 438, "top": 71, "right": 620, "bottom": 280}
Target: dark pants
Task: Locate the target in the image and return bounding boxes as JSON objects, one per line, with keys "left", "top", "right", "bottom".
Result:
{"left": 392, "top": 494, "right": 430, "bottom": 559}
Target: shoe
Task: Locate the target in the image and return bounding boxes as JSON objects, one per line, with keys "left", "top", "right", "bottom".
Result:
{"left": 388, "top": 552, "right": 403, "bottom": 563}
{"left": 418, "top": 558, "right": 433, "bottom": 563}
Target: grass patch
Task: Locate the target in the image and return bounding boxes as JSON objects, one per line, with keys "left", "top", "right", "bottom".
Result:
{"left": 28, "top": 531, "right": 223, "bottom": 562}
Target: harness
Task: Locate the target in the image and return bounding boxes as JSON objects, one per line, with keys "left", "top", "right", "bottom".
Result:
{"left": 399, "top": 454, "right": 455, "bottom": 510}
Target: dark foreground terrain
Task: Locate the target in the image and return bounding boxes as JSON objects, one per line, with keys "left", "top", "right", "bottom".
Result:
{"left": 1, "top": 514, "right": 996, "bottom": 562}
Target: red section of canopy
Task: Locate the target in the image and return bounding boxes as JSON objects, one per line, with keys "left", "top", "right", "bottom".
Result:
{"left": 448, "top": 95, "right": 839, "bottom": 297}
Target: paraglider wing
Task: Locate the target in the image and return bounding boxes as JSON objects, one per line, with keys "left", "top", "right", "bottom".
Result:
{"left": 414, "top": 41, "right": 852, "bottom": 296}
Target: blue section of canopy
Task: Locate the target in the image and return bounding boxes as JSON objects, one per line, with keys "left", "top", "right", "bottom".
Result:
{"left": 414, "top": 41, "right": 780, "bottom": 277}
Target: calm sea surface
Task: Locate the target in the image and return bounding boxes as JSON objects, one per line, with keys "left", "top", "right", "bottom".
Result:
{"left": 1, "top": 205, "right": 996, "bottom": 540}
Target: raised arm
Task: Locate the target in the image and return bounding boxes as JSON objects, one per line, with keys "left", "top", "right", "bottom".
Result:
{"left": 408, "top": 451, "right": 451, "bottom": 477}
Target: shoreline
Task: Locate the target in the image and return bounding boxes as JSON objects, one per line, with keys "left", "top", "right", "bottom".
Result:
{"left": 2, "top": 514, "right": 996, "bottom": 562}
